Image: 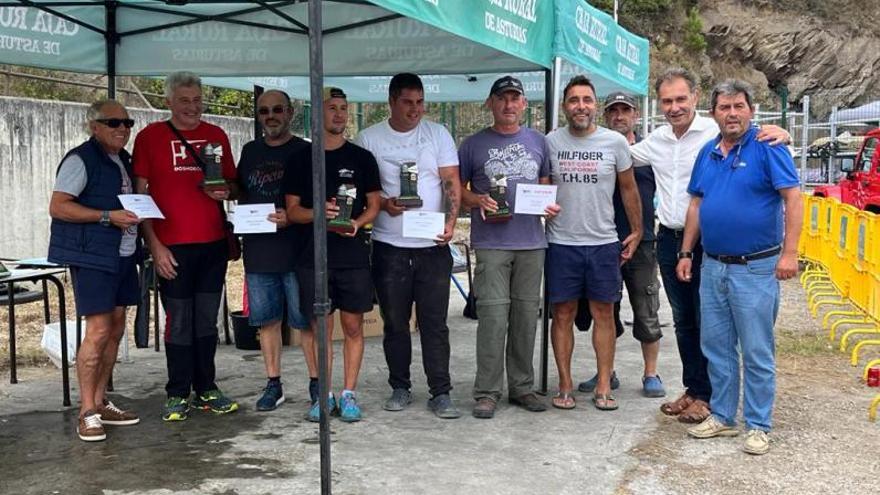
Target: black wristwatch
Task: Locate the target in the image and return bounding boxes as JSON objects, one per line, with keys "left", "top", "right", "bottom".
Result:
{"left": 677, "top": 251, "right": 693, "bottom": 260}
{"left": 100, "top": 210, "right": 111, "bottom": 227}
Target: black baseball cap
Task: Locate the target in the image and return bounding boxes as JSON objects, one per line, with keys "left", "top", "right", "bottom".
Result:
{"left": 489, "top": 75, "right": 524, "bottom": 97}
{"left": 604, "top": 91, "right": 637, "bottom": 111}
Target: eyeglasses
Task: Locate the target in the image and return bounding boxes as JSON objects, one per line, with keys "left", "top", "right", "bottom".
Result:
{"left": 95, "top": 118, "right": 135, "bottom": 129}
{"left": 258, "top": 105, "right": 287, "bottom": 116}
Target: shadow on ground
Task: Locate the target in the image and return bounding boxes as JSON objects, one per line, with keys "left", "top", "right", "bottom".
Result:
{"left": 0, "top": 395, "right": 290, "bottom": 494}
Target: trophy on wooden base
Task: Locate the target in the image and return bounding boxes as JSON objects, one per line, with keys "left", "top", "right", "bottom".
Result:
{"left": 397, "top": 161, "right": 422, "bottom": 208}
{"left": 485, "top": 174, "right": 512, "bottom": 223}
{"left": 328, "top": 184, "right": 356, "bottom": 234}
{"left": 201, "top": 143, "right": 228, "bottom": 192}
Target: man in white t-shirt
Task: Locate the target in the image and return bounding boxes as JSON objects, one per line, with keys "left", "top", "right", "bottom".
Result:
{"left": 354, "top": 73, "right": 463, "bottom": 419}
{"left": 545, "top": 76, "right": 642, "bottom": 412}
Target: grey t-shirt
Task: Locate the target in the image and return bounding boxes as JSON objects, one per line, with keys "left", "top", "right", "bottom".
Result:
{"left": 458, "top": 127, "right": 550, "bottom": 250}
{"left": 546, "top": 126, "right": 632, "bottom": 246}
{"left": 54, "top": 153, "right": 137, "bottom": 256}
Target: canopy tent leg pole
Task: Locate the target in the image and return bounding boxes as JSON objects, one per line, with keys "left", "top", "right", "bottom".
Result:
{"left": 105, "top": 1, "right": 117, "bottom": 99}
{"left": 253, "top": 85, "right": 264, "bottom": 139}
{"left": 539, "top": 67, "right": 557, "bottom": 396}
{"left": 550, "top": 57, "right": 563, "bottom": 131}
{"left": 308, "top": 1, "right": 332, "bottom": 494}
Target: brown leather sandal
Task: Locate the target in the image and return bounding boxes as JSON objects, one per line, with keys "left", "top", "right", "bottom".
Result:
{"left": 678, "top": 399, "right": 710, "bottom": 423}
{"left": 660, "top": 393, "right": 694, "bottom": 416}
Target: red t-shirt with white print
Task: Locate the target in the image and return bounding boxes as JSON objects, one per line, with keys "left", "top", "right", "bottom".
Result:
{"left": 132, "top": 120, "right": 236, "bottom": 246}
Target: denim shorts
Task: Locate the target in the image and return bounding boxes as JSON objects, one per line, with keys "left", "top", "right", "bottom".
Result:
{"left": 245, "top": 271, "right": 308, "bottom": 329}
{"left": 70, "top": 254, "right": 139, "bottom": 316}
{"left": 546, "top": 242, "right": 623, "bottom": 304}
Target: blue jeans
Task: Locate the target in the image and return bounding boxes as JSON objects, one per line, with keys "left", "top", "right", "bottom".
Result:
{"left": 699, "top": 254, "right": 779, "bottom": 431}
{"left": 245, "top": 271, "right": 309, "bottom": 329}
{"left": 656, "top": 226, "right": 711, "bottom": 401}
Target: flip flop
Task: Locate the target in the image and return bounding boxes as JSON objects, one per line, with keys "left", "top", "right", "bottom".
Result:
{"left": 593, "top": 393, "right": 619, "bottom": 411}
{"left": 552, "top": 392, "right": 576, "bottom": 410}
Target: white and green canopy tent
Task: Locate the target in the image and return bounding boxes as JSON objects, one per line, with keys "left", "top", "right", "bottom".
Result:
{"left": 0, "top": 0, "right": 648, "bottom": 98}
{"left": 0, "top": 1, "right": 648, "bottom": 491}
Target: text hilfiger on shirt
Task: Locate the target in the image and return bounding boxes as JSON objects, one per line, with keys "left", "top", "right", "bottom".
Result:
{"left": 556, "top": 150, "right": 605, "bottom": 161}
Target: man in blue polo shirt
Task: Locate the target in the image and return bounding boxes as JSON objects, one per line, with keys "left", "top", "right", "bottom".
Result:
{"left": 675, "top": 80, "right": 802, "bottom": 456}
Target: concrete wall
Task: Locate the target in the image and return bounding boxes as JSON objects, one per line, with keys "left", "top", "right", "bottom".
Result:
{"left": 0, "top": 96, "right": 254, "bottom": 258}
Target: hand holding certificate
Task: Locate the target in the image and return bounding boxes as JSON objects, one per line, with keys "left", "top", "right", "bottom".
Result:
{"left": 402, "top": 211, "right": 445, "bottom": 240}
{"left": 118, "top": 194, "right": 164, "bottom": 219}
{"left": 233, "top": 203, "right": 277, "bottom": 234}
{"left": 514, "top": 184, "right": 558, "bottom": 215}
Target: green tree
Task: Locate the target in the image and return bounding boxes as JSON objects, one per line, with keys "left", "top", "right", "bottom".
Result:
{"left": 683, "top": 7, "right": 707, "bottom": 53}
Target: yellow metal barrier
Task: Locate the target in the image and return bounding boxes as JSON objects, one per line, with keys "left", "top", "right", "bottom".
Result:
{"left": 799, "top": 196, "right": 880, "bottom": 422}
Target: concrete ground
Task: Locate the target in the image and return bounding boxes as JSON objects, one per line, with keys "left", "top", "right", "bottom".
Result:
{"left": 0, "top": 273, "right": 683, "bottom": 495}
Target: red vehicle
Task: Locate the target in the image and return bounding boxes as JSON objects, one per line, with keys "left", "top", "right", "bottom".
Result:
{"left": 814, "top": 128, "right": 880, "bottom": 212}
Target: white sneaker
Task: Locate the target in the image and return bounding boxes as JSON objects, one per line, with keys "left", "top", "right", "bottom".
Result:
{"left": 687, "top": 415, "right": 739, "bottom": 439}
{"left": 743, "top": 429, "right": 770, "bottom": 455}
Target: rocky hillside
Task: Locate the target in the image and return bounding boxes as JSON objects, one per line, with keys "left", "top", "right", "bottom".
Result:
{"left": 617, "top": 0, "right": 880, "bottom": 117}
{"left": 700, "top": 0, "right": 880, "bottom": 116}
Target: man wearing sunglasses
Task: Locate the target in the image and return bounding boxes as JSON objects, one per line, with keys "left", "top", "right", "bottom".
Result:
{"left": 133, "top": 71, "right": 240, "bottom": 422}
{"left": 236, "top": 90, "right": 310, "bottom": 412}
{"left": 676, "top": 80, "right": 802, "bottom": 455}
{"left": 48, "top": 99, "right": 141, "bottom": 441}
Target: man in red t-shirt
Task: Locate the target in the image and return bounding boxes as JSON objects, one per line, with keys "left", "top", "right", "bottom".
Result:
{"left": 133, "top": 71, "right": 240, "bottom": 422}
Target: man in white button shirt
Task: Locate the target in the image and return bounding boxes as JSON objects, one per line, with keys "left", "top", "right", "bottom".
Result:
{"left": 631, "top": 68, "right": 790, "bottom": 423}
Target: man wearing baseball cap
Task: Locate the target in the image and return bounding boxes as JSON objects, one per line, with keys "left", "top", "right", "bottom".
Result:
{"left": 575, "top": 91, "right": 666, "bottom": 399}
{"left": 285, "top": 86, "right": 382, "bottom": 422}
{"left": 459, "top": 75, "right": 560, "bottom": 418}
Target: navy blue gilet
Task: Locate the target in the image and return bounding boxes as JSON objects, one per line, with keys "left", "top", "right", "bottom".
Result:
{"left": 47, "top": 137, "right": 135, "bottom": 273}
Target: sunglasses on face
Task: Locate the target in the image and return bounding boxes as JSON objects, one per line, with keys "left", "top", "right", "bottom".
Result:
{"left": 258, "top": 105, "right": 287, "bottom": 116}
{"left": 95, "top": 118, "right": 135, "bottom": 129}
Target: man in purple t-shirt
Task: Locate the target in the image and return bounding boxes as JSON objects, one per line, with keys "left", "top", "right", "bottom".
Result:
{"left": 459, "top": 76, "right": 560, "bottom": 419}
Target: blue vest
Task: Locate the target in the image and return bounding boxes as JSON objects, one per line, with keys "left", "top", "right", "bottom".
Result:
{"left": 47, "top": 138, "right": 136, "bottom": 273}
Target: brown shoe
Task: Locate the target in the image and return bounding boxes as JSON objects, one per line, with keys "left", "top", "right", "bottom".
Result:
{"left": 472, "top": 397, "right": 497, "bottom": 419}
{"left": 98, "top": 400, "right": 140, "bottom": 426}
{"left": 678, "top": 399, "right": 710, "bottom": 424}
{"left": 77, "top": 411, "right": 106, "bottom": 442}
{"left": 509, "top": 393, "right": 547, "bottom": 412}
{"left": 660, "top": 393, "right": 694, "bottom": 416}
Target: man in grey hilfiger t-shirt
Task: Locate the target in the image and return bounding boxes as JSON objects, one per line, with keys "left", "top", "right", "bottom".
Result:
{"left": 545, "top": 75, "right": 642, "bottom": 412}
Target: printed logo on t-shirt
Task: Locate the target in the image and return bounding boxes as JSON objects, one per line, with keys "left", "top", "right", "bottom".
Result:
{"left": 170, "top": 139, "right": 208, "bottom": 172}
{"left": 338, "top": 168, "right": 354, "bottom": 179}
{"left": 556, "top": 150, "right": 605, "bottom": 184}
{"left": 485, "top": 142, "right": 539, "bottom": 181}
{"left": 246, "top": 161, "right": 285, "bottom": 199}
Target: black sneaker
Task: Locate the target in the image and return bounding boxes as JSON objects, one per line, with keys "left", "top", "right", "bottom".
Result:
{"left": 383, "top": 388, "right": 412, "bottom": 412}
{"left": 256, "top": 381, "right": 285, "bottom": 412}
{"left": 193, "top": 389, "right": 239, "bottom": 414}
{"left": 427, "top": 393, "right": 462, "bottom": 419}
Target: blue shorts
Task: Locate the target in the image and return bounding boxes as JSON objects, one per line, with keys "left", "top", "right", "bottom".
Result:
{"left": 70, "top": 254, "right": 139, "bottom": 316}
{"left": 546, "top": 242, "right": 623, "bottom": 304}
{"left": 245, "top": 271, "right": 308, "bottom": 329}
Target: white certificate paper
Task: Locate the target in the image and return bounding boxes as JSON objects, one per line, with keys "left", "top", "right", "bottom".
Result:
{"left": 402, "top": 211, "right": 445, "bottom": 240}
{"left": 514, "top": 184, "right": 558, "bottom": 215}
{"left": 117, "top": 194, "right": 164, "bottom": 219}
{"left": 232, "top": 203, "right": 277, "bottom": 234}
